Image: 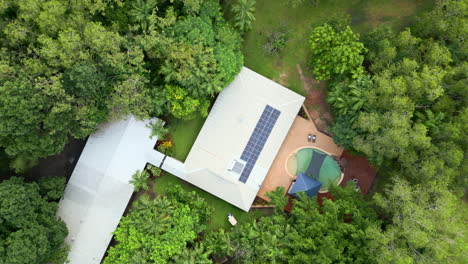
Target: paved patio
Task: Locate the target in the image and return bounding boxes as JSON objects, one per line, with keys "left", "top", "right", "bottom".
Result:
{"left": 258, "top": 115, "right": 343, "bottom": 200}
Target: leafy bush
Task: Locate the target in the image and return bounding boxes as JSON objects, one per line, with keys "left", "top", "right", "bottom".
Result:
{"left": 264, "top": 26, "right": 289, "bottom": 55}
{"left": 146, "top": 164, "right": 162, "bottom": 177}
{"left": 309, "top": 23, "right": 366, "bottom": 80}
{"left": 157, "top": 140, "right": 175, "bottom": 156}
{"left": 38, "top": 176, "right": 67, "bottom": 201}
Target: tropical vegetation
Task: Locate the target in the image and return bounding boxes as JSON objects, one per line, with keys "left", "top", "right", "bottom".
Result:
{"left": 103, "top": 185, "right": 212, "bottom": 264}
{"left": 0, "top": 0, "right": 243, "bottom": 171}
{"left": 129, "top": 170, "right": 151, "bottom": 192}
{"left": 0, "top": 1, "right": 466, "bottom": 264}
{"left": 0, "top": 176, "right": 68, "bottom": 264}
{"left": 231, "top": 0, "right": 256, "bottom": 32}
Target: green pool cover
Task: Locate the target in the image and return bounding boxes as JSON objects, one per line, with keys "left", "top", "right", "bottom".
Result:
{"left": 293, "top": 148, "right": 341, "bottom": 190}
{"left": 296, "top": 148, "right": 313, "bottom": 173}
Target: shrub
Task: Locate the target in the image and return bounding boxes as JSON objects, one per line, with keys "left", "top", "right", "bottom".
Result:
{"left": 157, "top": 140, "right": 175, "bottom": 156}
{"left": 146, "top": 164, "right": 162, "bottom": 177}
{"left": 264, "top": 26, "right": 289, "bottom": 55}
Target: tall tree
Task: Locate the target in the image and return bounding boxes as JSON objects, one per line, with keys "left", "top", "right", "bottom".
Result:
{"left": 140, "top": 1, "right": 243, "bottom": 119}
{"left": 372, "top": 179, "right": 468, "bottom": 263}
{"left": 129, "top": 0, "right": 158, "bottom": 31}
{"left": 231, "top": 0, "right": 256, "bottom": 32}
{"left": 309, "top": 23, "right": 366, "bottom": 80}
{"left": 0, "top": 176, "right": 68, "bottom": 264}
{"left": 0, "top": 1, "right": 151, "bottom": 171}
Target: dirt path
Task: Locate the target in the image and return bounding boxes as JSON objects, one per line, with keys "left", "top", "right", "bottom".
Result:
{"left": 296, "top": 64, "right": 333, "bottom": 134}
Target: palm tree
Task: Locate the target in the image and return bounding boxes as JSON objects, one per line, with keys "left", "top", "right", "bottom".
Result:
{"left": 327, "top": 75, "right": 370, "bottom": 121}
{"left": 129, "top": 0, "right": 158, "bottom": 31}
{"left": 170, "top": 243, "right": 212, "bottom": 264}
{"left": 129, "top": 170, "right": 150, "bottom": 192}
{"left": 231, "top": 0, "right": 256, "bottom": 32}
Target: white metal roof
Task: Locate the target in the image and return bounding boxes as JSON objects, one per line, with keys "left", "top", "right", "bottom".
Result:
{"left": 56, "top": 67, "right": 304, "bottom": 263}
{"left": 57, "top": 116, "right": 157, "bottom": 264}
{"left": 184, "top": 67, "right": 305, "bottom": 211}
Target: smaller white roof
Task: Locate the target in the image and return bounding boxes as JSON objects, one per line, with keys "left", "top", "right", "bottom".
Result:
{"left": 184, "top": 67, "right": 304, "bottom": 211}
{"left": 57, "top": 116, "right": 157, "bottom": 264}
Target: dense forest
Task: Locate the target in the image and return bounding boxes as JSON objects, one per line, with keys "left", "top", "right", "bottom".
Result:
{"left": 0, "top": 0, "right": 242, "bottom": 171}
{"left": 0, "top": 0, "right": 466, "bottom": 264}
{"left": 0, "top": 177, "right": 68, "bottom": 264}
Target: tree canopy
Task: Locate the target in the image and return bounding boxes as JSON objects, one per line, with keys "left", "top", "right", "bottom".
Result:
{"left": 372, "top": 179, "right": 468, "bottom": 263}
{"left": 0, "top": 0, "right": 243, "bottom": 171}
{"left": 325, "top": 1, "right": 466, "bottom": 191}
{"left": 0, "top": 176, "right": 68, "bottom": 264}
{"left": 205, "top": 185, "right": 383, "bottom": 264}
{"left": 103, "top": 184, "right": 213, "bottom": 264}
{"left": 309, "top": 22, "right": 366, "bottom": 80}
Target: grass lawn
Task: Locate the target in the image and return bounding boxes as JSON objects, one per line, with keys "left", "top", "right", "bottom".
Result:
{"left": 222, "top": 0, "right": 433, "bottom": 95}
{"left": 153, "top": 173, "right": 266, "bottom": 231}
{"left": 166, "top": 115, "right": 206, "bottom": 162}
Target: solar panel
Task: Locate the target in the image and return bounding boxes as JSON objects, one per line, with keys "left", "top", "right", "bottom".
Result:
{"left": 239, "top": 105, "right": 281, "bottom": 183}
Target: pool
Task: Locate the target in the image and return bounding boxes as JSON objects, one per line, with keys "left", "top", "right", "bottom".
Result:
{"left": 286, "top": 147, "right": 343, "bottom": 192}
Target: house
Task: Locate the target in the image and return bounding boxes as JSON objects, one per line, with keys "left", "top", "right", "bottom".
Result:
{"left": 57, "top": 116, "right": 160, "bottom": 264}
{"left": 57, "top": 67, "right": 304, "bottom": 263}
{"left": 178, "top": 67, "right": 305, "bottom": 211}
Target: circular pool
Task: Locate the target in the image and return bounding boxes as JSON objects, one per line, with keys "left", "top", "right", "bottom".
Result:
{"left": 286, "top": 147, "right": 343, "bottom": 193}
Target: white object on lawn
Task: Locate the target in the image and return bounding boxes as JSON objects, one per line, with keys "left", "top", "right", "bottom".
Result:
{"left": 228, "top": 213, "right": 238, "bottom": 226}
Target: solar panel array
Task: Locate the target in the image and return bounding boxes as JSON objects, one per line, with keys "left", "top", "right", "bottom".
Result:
{"left": 239, "top": 105, "right": 281, "bottom": 183}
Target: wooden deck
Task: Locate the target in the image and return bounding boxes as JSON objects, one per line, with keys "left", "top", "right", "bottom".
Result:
{"left": 258, "top": 116, "right": 343, "bottom": 200}
{"left": 339, "top": 151, "right": 377, "bottom": 195}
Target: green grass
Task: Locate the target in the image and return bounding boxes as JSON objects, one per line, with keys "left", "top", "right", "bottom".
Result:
{"left": 223, "top": 0, "right": 433, "bottom": 95}
{"left": 167, "top": 115, "right": 206, "bottom": 162}
{"left": 153, "top": 173, "right": 265, "bottom": 231}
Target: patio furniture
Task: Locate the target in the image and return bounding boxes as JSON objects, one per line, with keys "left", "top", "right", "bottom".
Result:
{"left": 307, "top": 134, "right": 312, "bottom": 142}
{"left": 355, "top": 185, "right": 361, "bottom": 192}
{"left": 312, "top": 134, "right": 316, "bottom": 143}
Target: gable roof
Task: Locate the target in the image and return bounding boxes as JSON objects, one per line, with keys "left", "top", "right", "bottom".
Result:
{"left": 57, "top": 116, "right": 157, "bottom": 264}
{"left": 184, "top": 67, "right": 305, "bottom": 211}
